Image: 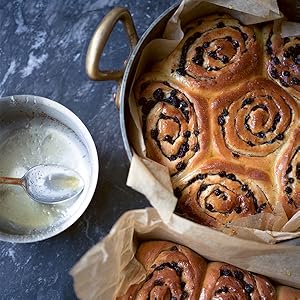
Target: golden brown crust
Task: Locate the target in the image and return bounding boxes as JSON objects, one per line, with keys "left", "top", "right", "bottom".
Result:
{"left": 135, "top": 73, "right": 210, "bottom": 176}
{"left": 200, "top": 262, "right": 276, "bottom": 300}
{"left": 134, "top": 14, "right": 300, "bottom": 227}
{"left": 211, "top": 78, "right": 299, "bottom": 163}
{"left": 263, "top": 21, "right": 300, "bottom": 102}
{"left": 276, "top": 286, "right": 300, "bottom": 300}
{"left": 275, "top": 129, "right": 300, "bottom": 218}
{"left": 119, "top": 242, "right": 295, "bottom": 300}
{"left": 118, "top": 241, "right": 207, "bottom": 300}
{"left": 175, "top": 159, "right": 273, "bottom": 228}
{"left": 153, "top": 14, "right": 261, "bottom": 96}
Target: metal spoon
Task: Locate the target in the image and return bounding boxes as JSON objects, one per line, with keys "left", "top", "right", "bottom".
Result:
{"left": 0, "top": 164, "right": 85, "bottom": 204}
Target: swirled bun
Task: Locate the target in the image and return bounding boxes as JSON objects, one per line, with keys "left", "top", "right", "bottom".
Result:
{"left": 118, "top": 241, "right": 300, "bottom": 299}
{"left": 117, "top": 241, "right": 207, "bottom": 300}
{"left": 200, "top": 262, "right": 276, "bottom": 299}
{"left": 135, "top": 14, "right": 300, "bottom": 227}
{"left": 263, "top": 21, "right": 300, "bottom": 102}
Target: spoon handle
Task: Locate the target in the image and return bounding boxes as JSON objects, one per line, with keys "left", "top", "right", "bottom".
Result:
{"left": 0, "top": 176, "right": 23, "bottom": 186}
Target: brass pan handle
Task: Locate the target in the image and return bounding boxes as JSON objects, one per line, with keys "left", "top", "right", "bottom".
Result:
{"left": 86, "top": 7, "right": 138, "bottom": 85}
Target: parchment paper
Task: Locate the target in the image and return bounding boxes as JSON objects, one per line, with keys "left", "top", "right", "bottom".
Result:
{"left": 70, "top": 208, "right": 300, "bottom": 300}
{"left": 126, "top": 0, "right": 300, "bottom": 242}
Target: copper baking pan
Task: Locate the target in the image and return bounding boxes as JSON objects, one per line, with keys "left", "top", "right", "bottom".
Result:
{"left": 86, "top": 4, "right": 300, "bottom": 246}
{"left": 85, "top": 4, "right": 179, "bottom": 160}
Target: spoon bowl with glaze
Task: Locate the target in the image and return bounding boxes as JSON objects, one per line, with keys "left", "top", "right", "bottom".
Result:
{"left": 0, "top": 164, "right": 85, "bottom": 204}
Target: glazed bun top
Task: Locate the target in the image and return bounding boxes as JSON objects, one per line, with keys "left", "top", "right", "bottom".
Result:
{"left": 134, "top": 14, "right": 300, "bottom": 227}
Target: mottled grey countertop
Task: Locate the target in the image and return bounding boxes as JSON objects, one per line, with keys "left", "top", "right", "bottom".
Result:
{"left": 0, "top": 0, "right": 176, "bottom": 299}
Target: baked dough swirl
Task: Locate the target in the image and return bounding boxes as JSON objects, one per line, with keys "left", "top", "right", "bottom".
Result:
{"left": 134, "top": 14, "right": 300, "bottom": 226}
{"left": 264, "top": 21, "right": 300, "bottom": 101}
{"left": 158, "top": 14, "right": 260, "bottom": 92}
{"left": 135, "top": 77, "right": 209, "bottom": 176}
{"left": 212, "top": 79, "right": 299, "bottom": 158}
{"left": 118, "top": 241, "right": 207, "bottom": 300}
{"left": 119, "top": 241, "right": 300, "bottom": 299}
{"left": 174, "top": 161, "right": 272, "bottom": 228}
{"left": 200, "top": 262, "right": 276, "bottom": 300}
{"left": 276, "top": 130, "right": 300, "bottom": 218}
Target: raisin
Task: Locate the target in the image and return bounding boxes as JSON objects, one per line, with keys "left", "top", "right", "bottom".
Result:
{"left": 286, "top": 165, "right": 293, "bottom": 174}
{"left": 245, "top": 284, "right": 254, "bottom": 294}
{"left": 222, "top": 108, "right": 229, "bottom": 116}
{"left": 208, "top": 51, "right": 217, "bottom": 59}
{"left": 196, "top": 174, "right": 206, "bottom": 180}
{"left": 259, "top": 203, "right": 267, "bottom": 211}
{"left": 296, "top": 163, "right": 300, "bottom": 180}
{"left": 241, "top": 184, "right": 248, "bottom": 191}
{"left": 226, "top": 173, "right": 236, "bottom": 181}
{"left": 256, "top": 132, "right": 266, "bottom": 138}
{"left": 221, "top": 55, "right": 229, "bottom": 64}
{"left": 170, "top": 89, "right": 177, "bottom": 97}
{"left": 272, "top": 56, "right": 280, "bottom": 65}
{"left": 270, "top": 68, "right": 279, "bottom": 79}
{"left": 163, "top": 135, "right": 173, "bottom": 143}
{"left": 214, "top": 189, "right": 222, "bottom": 196}
{"left": 219, "top": 171, "right": 226, "bottom": 177}
{"left": 170, "top": 155, "right": 177, "bottom": 161}
{"left": 220, "top": 269, "right": 233, "bottom": 277}
{"left": 181, "top": 291, "right": 189, "bottom": 299}
{"left": 234, "top": 207, "right": 242, "bottom": 213}
{"left": 184, "top": 131, "right": 191, "bottom": 138}
{"left": 217, "top": 21, "right": 225, "bottom": 28}
{"left": 232, "top": 40, "right": 239, "bottom": 49}
{"left": 216, "top": 286, "right": 229, "bottom": 293}
{"left": 193, "top": 144, "right": 200, "bottom": 152}
{"left": 174, "top": 187, "right": 182, "bottom": 198}
{"left": 233, "top": 270, "right": 244, "bottom": 280}
{"left": 176, "top": 162, "right": 186, "bottom": 171}
{"left": 234, "top": 206, "right": 242, "bottom": 214}
{"left": 276, "top": 133, "right": 284, "bottom": 140}
{"left": 205, "top": 203, "right": 214, "bottom": 211}
{"left": 242, "top": 33, "right": 248, "bottom": 41}
{"left": 138, "top": 97, "right": 147, "bottom": 106}
{"left": 200, "top": 184, "right": 208, "bottom": 192}
{"left": 176, "top": 68, "right": 186, "bottom": 76}
{"left": 218, "top": 115, "right": 226, "bottom": 126}
{"left": 151, "top": 129, "right": 159, "bottom": 139}
{"left": 153, "top": 88, "right": 164, "bottom": 100}
{"left": 246, "top": 190, "right": 254, "bottom": 198}
{"left": 280, "top": 78, "right": 289, "bottom": 87}
{"left": 154, "top": 279, "right": 164, "bottom": 286}
{"left": 242, "top": 98, "right": 253, "bottom": 107}
{"left": 192, "top": 56, "right": 204, "bottom": 66}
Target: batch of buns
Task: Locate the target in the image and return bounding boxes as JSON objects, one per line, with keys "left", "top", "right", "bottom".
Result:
{"left": 117, "top": 240, "right": 300, "bottom": 299}
{"left": 135, "top": 14, "right": 300, "bottom": 228}
{"left": 116, "top": 14, "right": 300, "bottom": 299}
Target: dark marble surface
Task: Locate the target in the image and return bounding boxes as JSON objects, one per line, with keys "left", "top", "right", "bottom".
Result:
{"left": 0, "top": 0, "right": 176, "bottom": 299}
